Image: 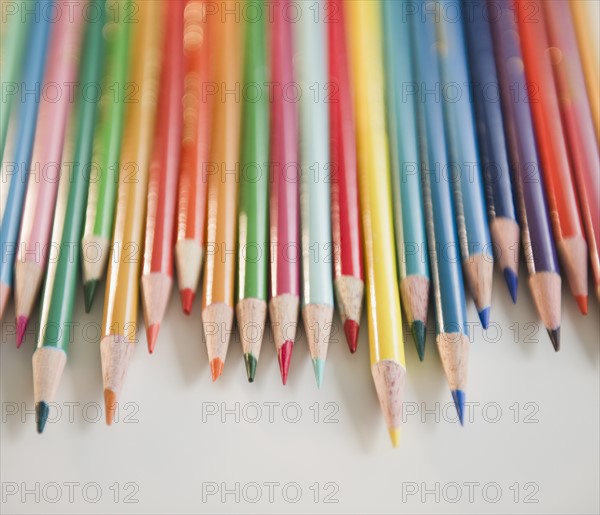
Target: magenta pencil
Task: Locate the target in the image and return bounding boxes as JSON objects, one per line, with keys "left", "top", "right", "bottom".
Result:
{"left": 14, "top": 0, "right": 86, "bottom": 347}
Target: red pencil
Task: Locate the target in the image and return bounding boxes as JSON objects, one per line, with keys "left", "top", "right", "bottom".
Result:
{"left": 328, "top": 0, "right": 364, "bottom": 353}
{"left": 141, "top": 0, "right": 185, "bottom": 352}
{"left": 543, "top": 0, "right": 600, "bottom": 301}
{"left": 517, "top": 0, "right": 588, "bottom": 314}
{"left": 175, "top": 0, "right": 213, "bottom": 315}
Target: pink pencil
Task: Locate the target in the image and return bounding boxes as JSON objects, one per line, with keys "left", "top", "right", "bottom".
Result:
{"left": 269, "top": 0, "right": 301, "bottom": 385}
{"left": 14, "top": 0, "right": 86, "bottom": 347}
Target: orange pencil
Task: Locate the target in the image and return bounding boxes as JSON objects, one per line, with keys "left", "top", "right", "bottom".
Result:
{"left": 517, "top": 0, "right": 588, "bottom": 314}
{"left": 141, "top": 0, "right": 185, "bottom": 353}
{"left": 176, "top": 0, "right": 214, "bottom": 314}
{"left": 201, "top": 3, "right": 244, "bottom": 381}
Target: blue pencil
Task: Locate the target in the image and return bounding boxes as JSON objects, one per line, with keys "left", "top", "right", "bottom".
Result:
{"left": 411, "top": 5, "right": 470, "bottom": 424}
{"left": 435, "top": 0, "right": 493, "bottom": 328}
{"left": 463, "top": 0, "right": 520, "bottom": 303}
{"left": 383, "top": 0, "right": 430, "bottom": 360}
{"left": 0, "top": 0, "right": 54, "bottom": 319}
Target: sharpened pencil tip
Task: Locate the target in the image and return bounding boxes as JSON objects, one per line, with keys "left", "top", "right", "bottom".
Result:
{"left": 244, "top": 353, "right": 257, "bottom": 382}
{"left": 278, "top": 341, "right": 293, "bottom": 385}
{"left": 575, "top": 295, "right": 588, "bottom": 315}
{"left": 343, "top": 319, "right": 359, "bottom": 353}
{"left": 210, "top": 358, "right": 224, "bottom": 382}
{"left": 36, "top": 402, "right": 50, "bottom": 434}
{"left": 388, "top": 427, "right": 401, "bottom": 448}
{"left": 83, "top": 280, "right": 99, "bottom": 313}
{"left": 312, "top": 358, "right": 325, "bottom": 389}
{"left": 146, "top": 324, "right": 160, "bottom": 354}
{"left": 451, "top": 389, "right": 466, "bottom": 426}
{"left": 104, "top": 389, "right": 117, "bottom": 425}
{"left": 411, "top": 320, "right": 426, "bottom": 361}
{"left": 548, "top": 328, "right": 560, "bottom": 352}
{"left": 478, "top": 306, "right": 491, "bottom": 329}
{"left": 16, "top": 316, "right": 28, "bottom": 348}
{"left": 180, "top": 288, "right": 194, "bottom": 315}
{"left": 503, "top": 268, "right": 518, "bottom": 303}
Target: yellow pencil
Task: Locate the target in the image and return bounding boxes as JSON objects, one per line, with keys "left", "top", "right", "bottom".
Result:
{"left": 571, "top": 0, "right": 600, "bottom": 144}
{"left": 100, "top": 0, "right": 163, "bottom": 425}
{"left": 347, "top": 0, "right": 406, "bottom": 447}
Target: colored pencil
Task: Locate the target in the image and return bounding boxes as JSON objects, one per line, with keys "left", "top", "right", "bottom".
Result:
{"left": 81, "top": 0, "right": 132, "bottom": 312}
{"left": 14, "top": 1, "right": 85, "bottom": 346}
{"left": 347, "top": 0, "right": 407, "bottom": 446}
{"left": 0, "top": 0, "right": 53, "bottom": 320}
{"left": 544, "top": 0, "right": 600, "bottom": 301}
{"left": 236, "top": 0, "right": 269, "bottom": 382}
{"left": 383, "top": 0, "right": 430, "bottom": 360}
{"left": 462, "top": 0, "right": 520, "bottom": 303}
{"left": 294, "top": 0, "right": 335, "bottom": 388}
{"left": 101, "top": 1, "right": 163, "bottom": 424}
{"left": 412, "top": 5, "right": 469, "bottom": 423}
{"left": 33, "top": 5, "right": 105, "bottom": 433}
{"left": 328, "top": 0, "right": 364, "bottom": 354}
{"left": 141, "top": 0, "right": 185, "bottom": 353}
{"left": 201, "top": 2, "right": 243, "bottom": 382}
{"left": 175, "top": 0, "right": 213, "bottom": 315}
{"left": 268, "top": 0, "right": 300, "bottom": 385}
{"left": 517, "top": 0, "right": 588, "bottom": 314}
{"left": 490, "top": 0, "right": 561, "bottom": 351}
{"left": 0, "top": 0, "right": 31, "bottom": 161}
{"left": 435, "top": 0, "right": 493, "bottom": 328}
{"left": 570, "top": 0, "right": 600, "bottom": 145}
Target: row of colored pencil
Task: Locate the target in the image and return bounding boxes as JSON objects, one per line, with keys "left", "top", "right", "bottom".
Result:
{"left": 0, "top": 0, "right": 597, "bottom": 446}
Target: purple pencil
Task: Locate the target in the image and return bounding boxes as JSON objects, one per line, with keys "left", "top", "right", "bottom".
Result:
{"left": 490, "top": 0, "right": 561, "bottom": 351}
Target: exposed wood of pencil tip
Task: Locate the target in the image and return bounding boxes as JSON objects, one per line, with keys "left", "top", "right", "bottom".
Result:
{"left": 236, "top": 298, "right": 267, "bottom": 360}
{"left": 301, "top": 303, "right": 334, "bottom": 362}
{"left": 14, "top": 260, "right": 44, "bottom": 320}
{"left": 202, "top": 302, "right": 234, "bottom": 364}
{"left": 371, "top": 359, "right": 406, "bottom": 448}
{"left": 556, "top": 235, "right": 589, "bottom": 300}
{"left": 32, "top": 346, "right": 68, "bottom": 405}
{"left": 141, "top": 272, "right": 173, "bottom": 330}
{"left": 175, "top": 239, "right": 204, "bottom": 292}
{"left": 100, "top": 334, "right": 135, "bottom": 424}
{"left": 529, "top": 271, "right": 562, "bottom": 331}
{"left": 333, "top": 275, "right": 364, "bottom": 326}
{"left": 489, "top": 217, "right": 520, "bottom": 276}
{"left": 400, "top": 275, "right": 430, "bottom": 325}
{"left": 81, "top": 234, "right": 110, "bottom": 284}
{"left": 436, "top": 332, "right": 469, "bottom": 392}
{"left": 268, "top": 293, "right": 299, "bottom": 350}
{"left": 462, "top": 254, "right": 494, "bottom": 313}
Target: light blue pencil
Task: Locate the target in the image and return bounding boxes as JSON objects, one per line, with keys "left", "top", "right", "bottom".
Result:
{"left": 411, "top": 4, "right": 470, "bottom": 424}
{"left": 435, "top": 0, "right": 494, "bottom": 328}
{"left": 0, "top": 0, "right": 54, "bottom": 319}
{"left": 294, "top": 4, "right": 335, "bottom": 387}
{"left": 383, "top": 0, "right": 431, "bottom": 361}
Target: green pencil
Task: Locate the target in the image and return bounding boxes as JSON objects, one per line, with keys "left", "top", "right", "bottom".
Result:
{"left": 33, "top": 4, "right": 105, "bottom": 434}
{"left": 236, "top": 0, "right": 269, "bottom": 382}
{"left": 81, "top": 0, "right": 132, "bottom": 311}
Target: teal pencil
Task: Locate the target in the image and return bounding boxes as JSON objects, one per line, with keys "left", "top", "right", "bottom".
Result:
{"left": 383, "top": 0, "right": 430, "bottom": 360}
{"left": 294, "top": 4, "right": 335, "bottom": 387}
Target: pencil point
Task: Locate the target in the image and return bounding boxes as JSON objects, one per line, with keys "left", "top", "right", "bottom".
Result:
{"left": 451, "top": 389, "right": 466, "bottom": 425}
{"left": 412, "top": 320, "right": 426, "bottom": 361}
{"left": 548, "top": 328, "right": 560, "bottom": 352}
{"left": 503, "top": 268, "right": 518, "bottom": 303}
{"left": 180, "top": 288, "right": 194, "bottom": 315}
{"left": 146, "top": 324, "right": 160, "bottom": 354}
{"left": 244, "top": 353, "right": 257, "bottom": 383}
{"left": 36, "top": 402, "right": 50, "bottom": 434}
{"left": 104, "top": 389, "right": 117, "bottom": 426}
{"left": 343, "top": 319, "right": 359, "bottom": 353}
{"left": 83, "top": 280, "right": 98, "bottom": 313}
{"left": 575, "top": 295, "right": 588, "bottom": 315}
{"left": 278, "top": 340, "right": 293, "bottom": 385}
{"left": 478, "top": 306, "right": 490, "bottom": 329}
{"left": 210, "top": 358, "right": 224, "bottom": 382}
{"left": 312, "top": 358, "right": 325, "bottom": 388}
{"left": 16, "top": 316, "right": 28, "bottom": 348}
{"left": 388, "top": 427, "right": 401, "bottom": 448}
